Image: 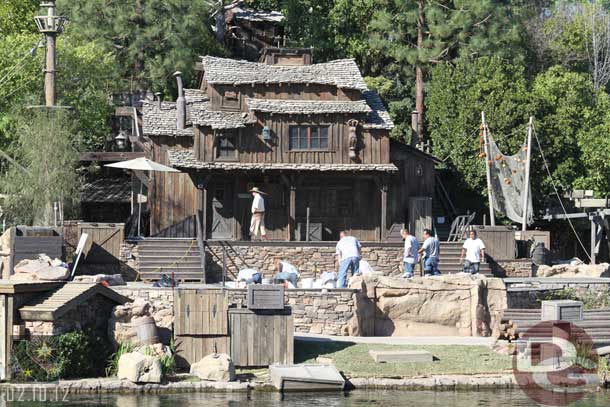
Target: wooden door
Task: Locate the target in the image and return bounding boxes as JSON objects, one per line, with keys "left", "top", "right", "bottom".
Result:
{"left": 209, "top": 183, "right": 235, "bottom": 240}
{"left": 408, "top": 197, "right": 432, "bottom": 239}
{"left": 174, "top": 290, "right": 228, "bottom": 335}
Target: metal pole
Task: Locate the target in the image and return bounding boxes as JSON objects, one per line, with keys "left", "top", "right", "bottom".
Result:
{"left": 481, "top": 112, "right": 495, "bottom": 226}
{"left": 137, "top": 178, "right": 142, "bottom": 237}
{"left": 44, "top": 2, "right": 56, "bottom": 107}
{"left": 521, "top": 117, "right": 534, "bottom": 232}
{"left": 591, "top": 217, "right": 597, "bottom": 265}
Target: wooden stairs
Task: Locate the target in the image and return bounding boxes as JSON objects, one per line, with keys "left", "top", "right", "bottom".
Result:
{"left": 137, "top": 238, "right": 204, "bottom": 282}
{"left": 437, "top": 242, "right": 492, "bottom": 276}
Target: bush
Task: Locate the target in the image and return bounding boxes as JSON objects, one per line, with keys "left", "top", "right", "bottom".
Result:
{"left": 12, "top": 330, "right": 113, "bottom": 382}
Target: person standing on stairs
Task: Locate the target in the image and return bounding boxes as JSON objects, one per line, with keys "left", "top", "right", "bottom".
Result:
{"left": 249, "top": 187, "right": 267, "bottom": 241}
{"left": 460, "top": 230, "right": 486, "bottom": 274}
{"left": 418, "top": 229, "right": 441, "bottom": 276}
{"left": 401, "top": 228, "right": 419, "bottom": 278}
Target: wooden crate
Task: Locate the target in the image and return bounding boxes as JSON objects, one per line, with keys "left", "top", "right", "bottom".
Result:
{"left": 229, "top": 307, "right": 293, "bottom": 368}
{"left": 174, "top": 289, "right": 228, "bottom": 335}
{"left": 247, "top": 284, "right": 285, "bottom": 310}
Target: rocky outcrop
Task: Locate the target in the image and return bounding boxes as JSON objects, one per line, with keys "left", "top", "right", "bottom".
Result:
{"left": 108, "top": 298, "right": 173, "bottom": 347}
{"left": 190, "top": 353, "right": 236, "bottom": 382}
{"left": 10, "top": 255, "right": 69, "bottom": 281}
{"left": 536, "top": 263, "right": 610, "bottom": 278}
{"left": 349, "top": 274, "right": 507, "bottom": 337}
{"left": 117, "top": 352, "right": 162, "bottom": 383}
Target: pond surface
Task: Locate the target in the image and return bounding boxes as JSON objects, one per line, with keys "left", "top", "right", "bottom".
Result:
{"left": 2, "top": 389, "right": 610, "bottom": 407}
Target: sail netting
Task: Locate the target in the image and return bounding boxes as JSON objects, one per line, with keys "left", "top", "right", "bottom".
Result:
{"left": 485, "top": 130, "right": 533, "bottom": 225}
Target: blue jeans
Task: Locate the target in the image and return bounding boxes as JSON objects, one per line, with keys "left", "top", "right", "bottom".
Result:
{"left": 245, "top": 273, "right": 262, "bottom": 284}
{"left": 338, "top": 257, "right": 360, "bottom": 288}
{"left": 403, "top": 262, "right": 415, "bottom": 277}
{"left": 464, "top": 261, "right": 480, "bottom": 274}
{"left": 424, "top": 257, "right": 440, "bottom": 276}
{"left": 274, "top": 272, "right": 298, "bottom": 287}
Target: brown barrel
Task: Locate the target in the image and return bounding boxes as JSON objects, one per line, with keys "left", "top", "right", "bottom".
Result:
{"left": 133, "top": 316, "right": 160, "bottom": 345}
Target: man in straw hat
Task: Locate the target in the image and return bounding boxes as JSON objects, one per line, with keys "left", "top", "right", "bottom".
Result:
{"left": 249, "top": 186, "right": 267, "bottom": 240}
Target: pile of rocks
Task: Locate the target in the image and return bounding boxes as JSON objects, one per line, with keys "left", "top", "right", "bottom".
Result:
{"left": 108, "top": 298, "right": 173, "bottom": 347}
{"left": 10, "top": 255, "right": 69, "bottom": 281}
{"left": 536, "top": 263, "right": 610, "bottom": 278}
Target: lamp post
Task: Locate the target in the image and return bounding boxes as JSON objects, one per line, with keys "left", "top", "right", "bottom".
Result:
{"left": 34, "top": 1, "right": 67, "bottom": 107}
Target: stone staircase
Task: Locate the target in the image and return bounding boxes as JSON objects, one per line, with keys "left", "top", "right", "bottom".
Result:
{"left": 137, "top": 238, "right": 204, "bottom": 282}
{"left": 437, "top": 242, "right": 492, "bottom": 276}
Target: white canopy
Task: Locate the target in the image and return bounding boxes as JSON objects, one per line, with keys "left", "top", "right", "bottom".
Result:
{"left": 105, "top": 157, "right": 180, "bottom": 173}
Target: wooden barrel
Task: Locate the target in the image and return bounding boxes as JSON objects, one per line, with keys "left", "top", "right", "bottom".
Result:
{"left": 133, "top": 316, "right": 160, "bottom": 345}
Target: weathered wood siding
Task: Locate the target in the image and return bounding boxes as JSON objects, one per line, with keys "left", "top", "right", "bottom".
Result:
{"left": 194, "top": 120, "right": 390, "bottom": 165}
{"left": 77, "top": 223, "right": 124, "bottom": 264}
{"left": 149, "top": 135, "right": 199, "bottom": 236}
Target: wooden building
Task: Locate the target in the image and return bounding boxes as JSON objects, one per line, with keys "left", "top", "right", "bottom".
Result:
{"left": 143, "top": 50, "right": 437, "bottom": 242}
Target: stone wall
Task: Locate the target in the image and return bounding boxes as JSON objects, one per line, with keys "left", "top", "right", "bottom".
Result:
{"left": 204, "top": 242, "right": 404, "bottom": 282}
{"left": 119, "top": 241, "right": 139, "bottom": 281}
{"left": 492, "top": 260, "right": 532, "bottom": 278}
{"left": 111, "top": 284, "right": 358, "bottom": 337}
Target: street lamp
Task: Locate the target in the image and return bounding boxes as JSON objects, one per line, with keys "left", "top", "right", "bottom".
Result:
{"left": 114, "top": 131, "right": 128, "bottom": 151}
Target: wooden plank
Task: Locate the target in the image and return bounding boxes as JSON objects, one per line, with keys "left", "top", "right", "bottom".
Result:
{"left": 5, "top": 295, "right": 13, "bottom": 380}
{"left": 286, "top": 314, "right": 294, "bottom": 364}
{"left": 0, "top": 295, "right": 7, "bottom": 380}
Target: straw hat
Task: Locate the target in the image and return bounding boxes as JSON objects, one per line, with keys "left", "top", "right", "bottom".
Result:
{"left": 248, "top": 186, "right": 267, "bottom": 195}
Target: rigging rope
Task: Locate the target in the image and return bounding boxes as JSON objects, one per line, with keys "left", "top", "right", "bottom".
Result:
{"left": 531, "top": 123, "right": 592, "bottom": 262}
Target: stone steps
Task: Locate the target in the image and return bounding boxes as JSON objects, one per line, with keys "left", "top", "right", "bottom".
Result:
{"left": 137, "top": 238, "right": 203, "bottom": 282}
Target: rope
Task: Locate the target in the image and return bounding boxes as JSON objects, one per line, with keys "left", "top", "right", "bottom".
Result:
{"left": 531, "top": 124, "right": 593, "bottom": 262}
{"left": 135, "top": 238, "right": 198, "bottom": 282}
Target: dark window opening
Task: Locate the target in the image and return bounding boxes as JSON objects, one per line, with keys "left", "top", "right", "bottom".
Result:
{"left": 216, "top": 135, "right": 237, "bottom": 160}
{"left": 289, "top": 126, "right": 329, "bottom": 150}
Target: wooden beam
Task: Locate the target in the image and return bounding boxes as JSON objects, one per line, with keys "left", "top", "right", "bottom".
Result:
{"left": 79, "top": 152, "right": 145, "bottom": 162}
{"left": 289, "top": 183, "right": 296, "bottom": 241}
{"left": 196, "top": 174, "right": 211, "bottom": 284}
{"left": 380, "top": 179, "right": 388, "bottom": 241}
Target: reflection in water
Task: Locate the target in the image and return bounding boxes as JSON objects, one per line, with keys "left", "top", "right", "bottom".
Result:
{"left": 3, "top": 389, "right": 610, "bottom": 407}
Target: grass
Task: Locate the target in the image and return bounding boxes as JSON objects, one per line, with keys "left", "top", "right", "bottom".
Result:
{"left": 293, "top": 340, "right": 513, "bottom": 378}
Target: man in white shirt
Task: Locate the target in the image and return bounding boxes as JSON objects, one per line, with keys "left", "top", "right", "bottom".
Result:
{"left": 418, "top": 228, "right": 440, "bottom": 276}
{"left": 273, "top": 259, "right": 299, "bottom": 287}
{"left": 460, "top": 230, "right": 486, "bottom": 274}
{"left": 400, "top": 228, "right": 419, "bottom": 278}
{"left": 335, "top": 231, "right": 361, "bottom": 288}
{"left": 249, "top": 187, "right": 267, "bottom": 240}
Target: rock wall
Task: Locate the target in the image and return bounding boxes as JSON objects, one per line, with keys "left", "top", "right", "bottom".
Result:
{"left": 111, "top": 285, "right": 358, "bottom": 337}
{"left": 536, "top": 263, "right": 610, "bottom": 278}
{"left": 492, "top": 260, "right": 532, "bottom": 278}
{"left": 203, "top": 242, "right": 404, "bottom": 282}
{"left": 350, "top": 275, "right": 507, "bottom": 337}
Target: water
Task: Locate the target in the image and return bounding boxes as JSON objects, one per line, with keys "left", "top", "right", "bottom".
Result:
{"left": 1, "top": 390, "right": 610, "bottom": 407}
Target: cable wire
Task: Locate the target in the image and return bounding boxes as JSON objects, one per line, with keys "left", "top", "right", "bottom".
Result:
{"left": 532, "top": 123, "right": 592, "bottom": 262}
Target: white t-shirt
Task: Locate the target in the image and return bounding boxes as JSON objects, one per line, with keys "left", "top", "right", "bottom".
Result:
{"left": 463, "top": 238, "right": 486, "bottom": 263}
{"left": 251, "top": 193, "right": 265, "bottom": 213}
{"left": 238, "top": 268, "right": 259, "bottom": 281}
{"left": 403, "top": 235, "right": 419, "bottom": 264}
{"left": 280, "top": 261, "right": 299, "bottom": 276}
{"left": 335, "top": 236, "right": 361, "bottom": 261}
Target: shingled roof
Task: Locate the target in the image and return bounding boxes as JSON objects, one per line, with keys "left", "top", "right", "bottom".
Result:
{"left": 246, "top": 98, "right": 371, "bottom": 115}
{"left": 81, "top": 177, "right": 131, "bottom": 203}
{"left": 168, "top": 149, "right": 398, "bottom": 173}
{"left": 225, "top": 1, "right": 285, "bottom": 23}
{"left": 362, "top": 90, "right": 394, "bottom": 130}
{"left": 201, "top": 56, "right": 368, "bottom": 91}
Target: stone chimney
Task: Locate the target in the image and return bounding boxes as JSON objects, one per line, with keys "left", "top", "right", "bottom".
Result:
{"left": 173, "top": 71, "right": 186, "bottom": 130}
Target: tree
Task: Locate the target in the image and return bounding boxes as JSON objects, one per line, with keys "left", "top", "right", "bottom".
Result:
{"left": 427, "top": 56, "right": 531, "bottom": 209}
{"left": 369, "top": 0, "right": 526, "bottom": 139}
{"left": 1, "top": 109, "right": 80, "bottom": 225}
{"left": 0, "top": 34, "right": 119, "bottom": 151}
{"left": 0, "top": 0, "right": 38, "bottom": 36}
{"left": 57, "top": 0, "right": 226, "bottom": 92}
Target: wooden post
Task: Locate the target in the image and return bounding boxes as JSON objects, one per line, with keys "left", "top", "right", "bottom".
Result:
{"left": 591, "top": 216, "right": 597, "bottom": 265}
{"left": 289, "top": 183, "right": 296, "bottom": 241}
{"left": 380, "top": 180, "right": 388, "bottom": 241}
{"left": 482, "top": 112, "right": 495, "bottom": 226}
{"left": 521, "top": 117, "right": 534, "bottom": 232}
{"left": 196, "top": 174, "right": 211, "bottom": 284}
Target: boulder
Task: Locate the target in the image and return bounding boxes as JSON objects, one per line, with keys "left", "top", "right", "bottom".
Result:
{"left": 536, "top": 263, "right": 610, "bottom": 278}
{"left": 117, "top": 352, "right": 162, "bottom": 383}
{"left": 11, "top": 255, "right": 69, "bottom": 281}
{"left": 190, "top": 353, "right": 236, "bottom": 382}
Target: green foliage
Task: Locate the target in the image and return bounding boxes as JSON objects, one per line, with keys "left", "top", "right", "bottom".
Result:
{"left": 537, "top": 287, "right": 610, "bottom": 310}
{"left": 105, "top": 342, "right": 135, "bottom": 377}
{"left": 12, "top": 331, "right": 113, "bottom": 382}
{"left": 0, "top": 0, "right": 38, "bottom": 36}
{"left": 57, "top": 0, "right": 226, "bottom": 92}
{"left": 1, "top": 109, "right": 80, "bottom": 225}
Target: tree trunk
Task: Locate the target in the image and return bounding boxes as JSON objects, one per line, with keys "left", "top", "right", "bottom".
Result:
{"left": 134, "top": 0, "right": 146, "bottom": 91}
{"left": 416, "top": 0, "right": 426, "bottom": 143}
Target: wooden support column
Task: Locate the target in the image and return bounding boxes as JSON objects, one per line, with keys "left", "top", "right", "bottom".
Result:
{"left": 380, "top": 178, "right": 388, "bottom": 242}
{"left": 289, "top": 183, "right": 296, "bottom": 241}
{"left": 196, "top": 174, "right": 211, "bottom": 283}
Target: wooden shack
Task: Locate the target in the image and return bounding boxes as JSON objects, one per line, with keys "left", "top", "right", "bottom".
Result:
{"left": 143, "top": 50, "right": 438, "bottom": 242}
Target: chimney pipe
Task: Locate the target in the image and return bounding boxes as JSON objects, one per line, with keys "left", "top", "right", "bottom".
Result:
{"left": 155, "top": 92, "right": 162, "bottom": 108}
{"left": 173, "top": 71, "right": 186, "bottom": 130}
